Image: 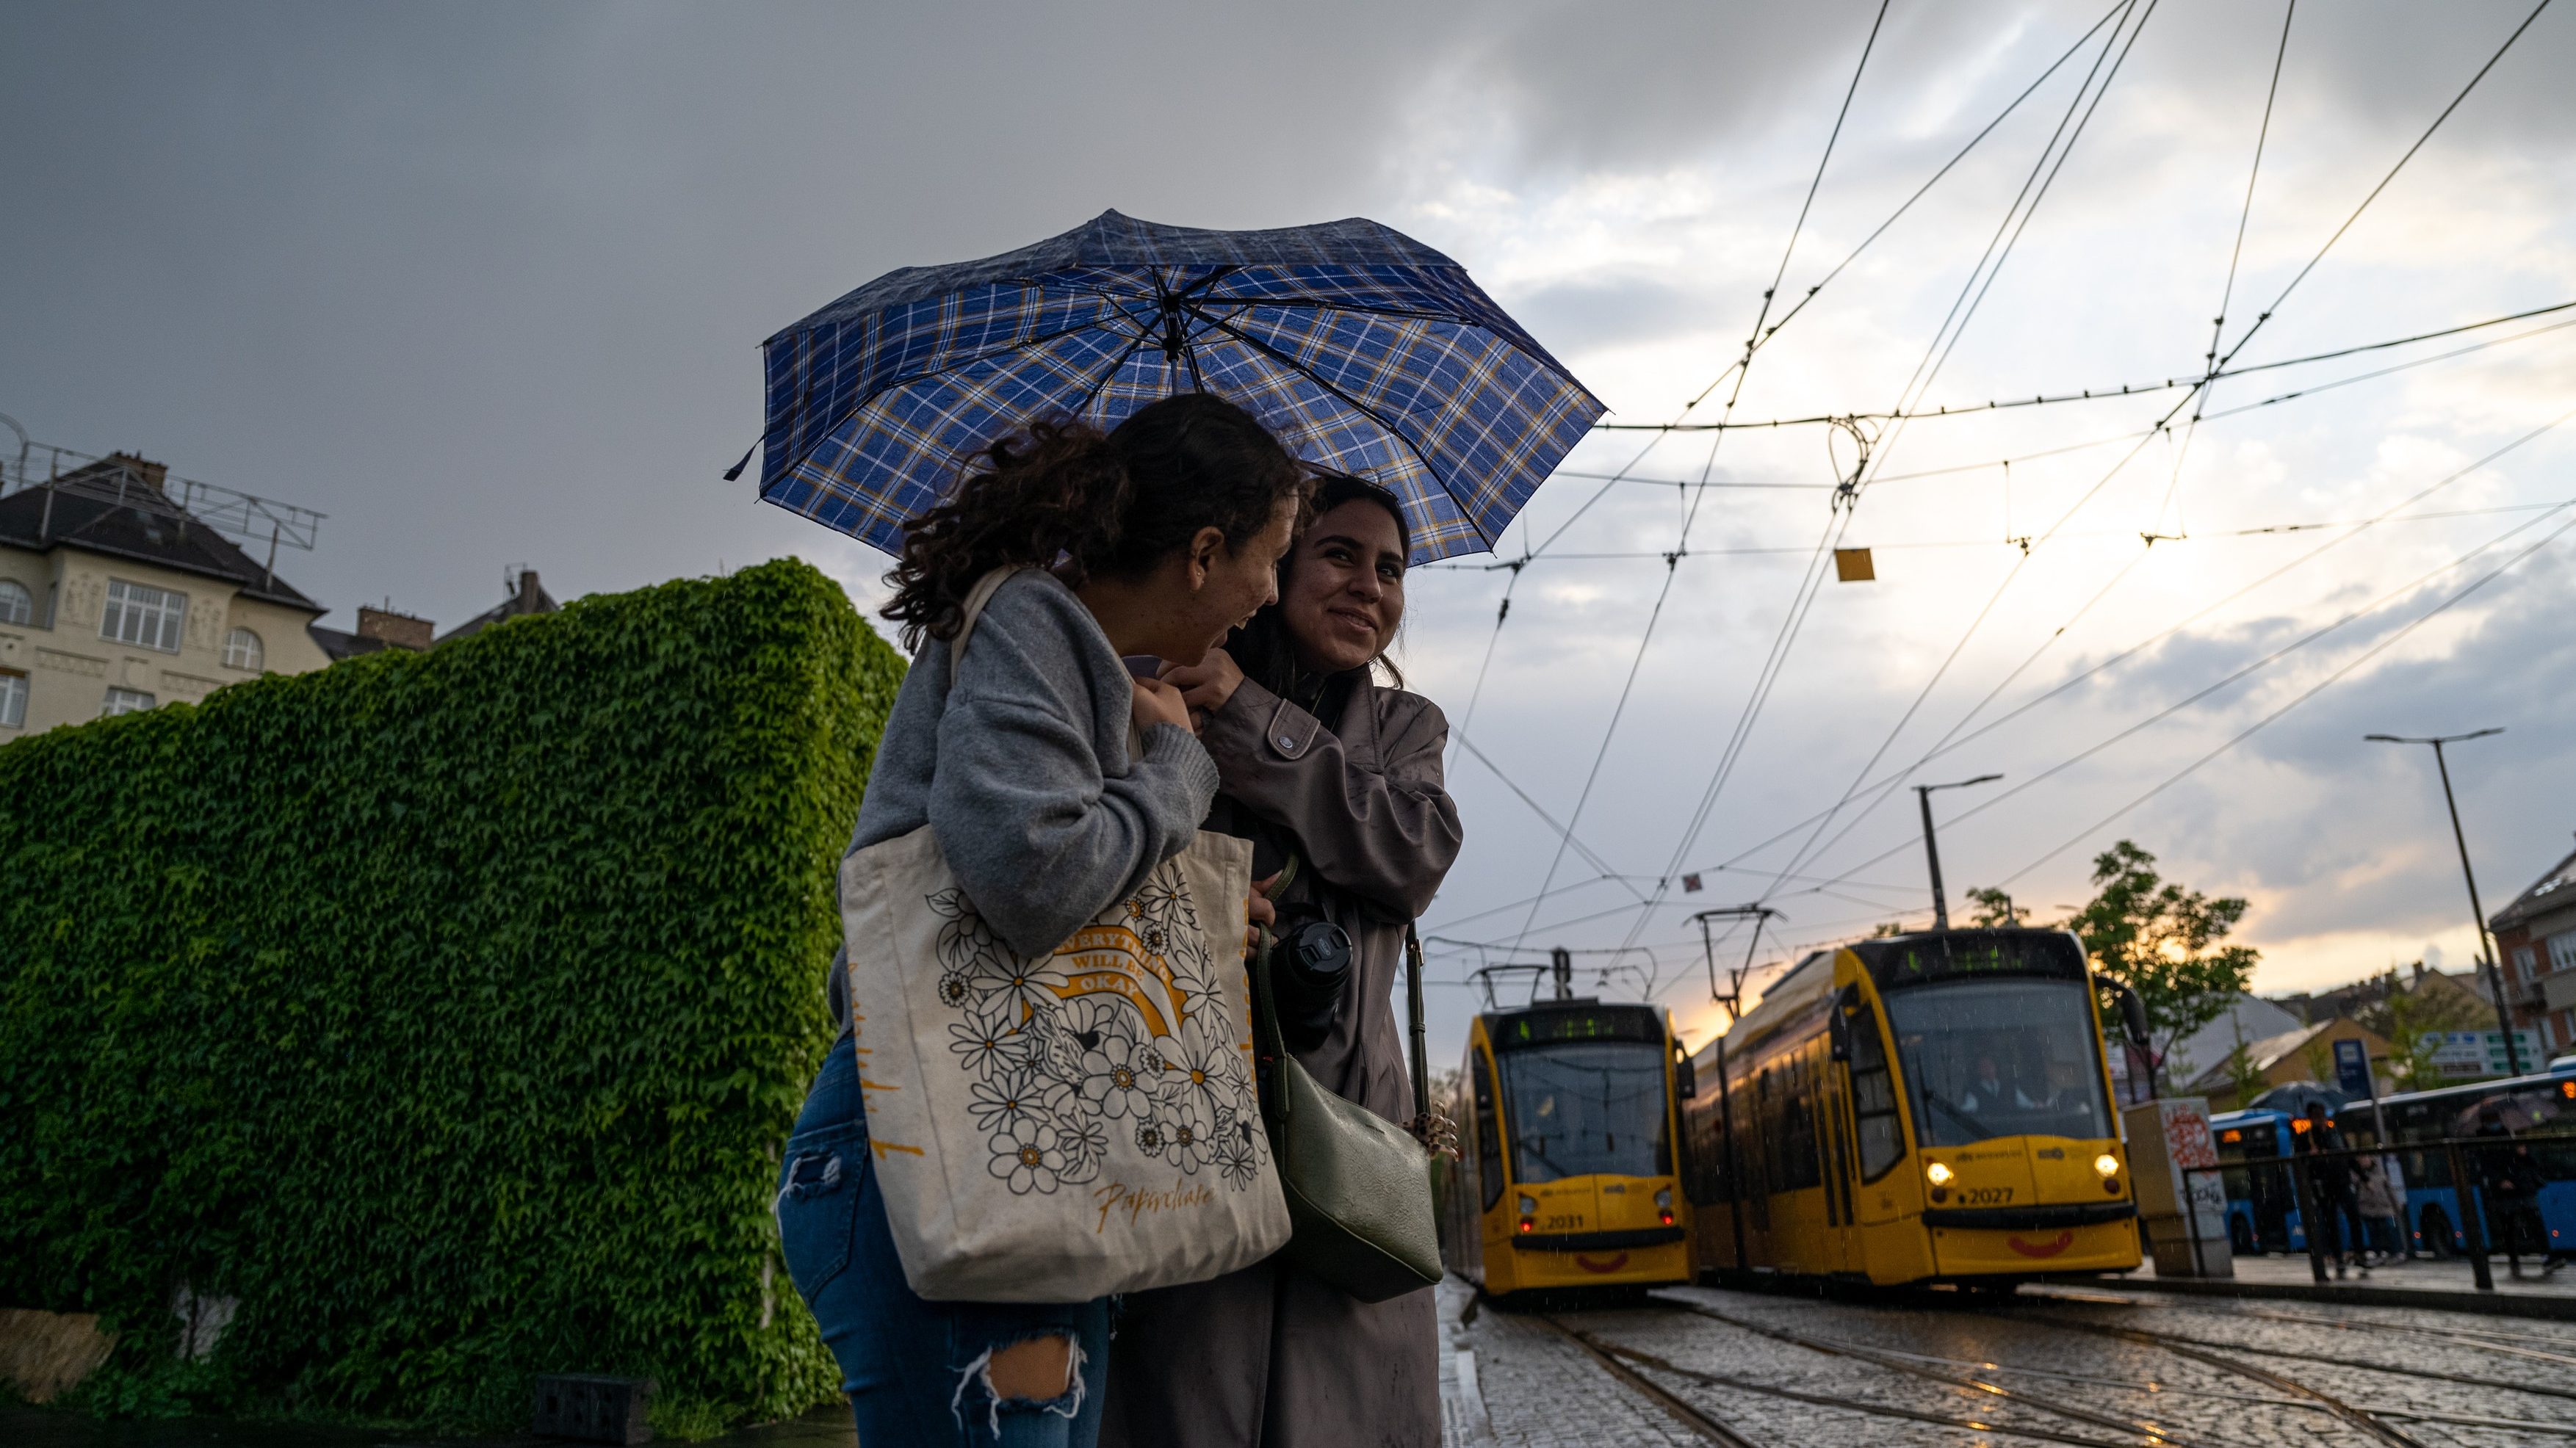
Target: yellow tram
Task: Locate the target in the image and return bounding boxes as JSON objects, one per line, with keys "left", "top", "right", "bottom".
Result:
{"left": 1681, "top": 928, "right": 2141, "bottom": 1285}
{"left": 1440, "top": 998, "right": 1693, "bottom": 1297}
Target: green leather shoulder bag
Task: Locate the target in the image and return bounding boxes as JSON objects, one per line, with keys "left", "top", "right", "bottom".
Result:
{"left": 1249, "top": 912, "right": 1442, "bottom": 1303}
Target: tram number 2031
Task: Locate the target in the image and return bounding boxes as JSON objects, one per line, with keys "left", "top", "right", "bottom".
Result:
{"left": 1954, "top": 1187, "right": 2015, "bottom": 1206}
{"left": 1542, "top": 1214, "right": 1584, "bottom": 1231}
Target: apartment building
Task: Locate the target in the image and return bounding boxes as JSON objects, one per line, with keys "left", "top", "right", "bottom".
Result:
{"left": 0, "top": 453, "right": 331, "bottom": 735}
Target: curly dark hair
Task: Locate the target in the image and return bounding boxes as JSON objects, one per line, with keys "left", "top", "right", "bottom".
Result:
{"left": 881, "top": 393, "right": 1307, "bottom": 650}
{"left": 1227, "top": 471, "right": 1412, "bottom": 698}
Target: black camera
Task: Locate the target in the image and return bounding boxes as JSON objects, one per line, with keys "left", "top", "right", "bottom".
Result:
{"left": 1270, "top": 917, "right": 1352, "bottom": 1051}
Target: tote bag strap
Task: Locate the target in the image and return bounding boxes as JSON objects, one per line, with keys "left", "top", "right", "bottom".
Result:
{"left": 950, "top": 565, "right": 1027, "bottom": 667}
{"left": 1404, "top": 922, "right": 1431, "bottom": 1128}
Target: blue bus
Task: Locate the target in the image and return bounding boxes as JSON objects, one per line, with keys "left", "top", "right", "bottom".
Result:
{"left": 2211, "top": 1107, "right": 2312, "bottom": 1254}
{"left": 2339, "top": 1061, "right": 2576, "bottom": 1260}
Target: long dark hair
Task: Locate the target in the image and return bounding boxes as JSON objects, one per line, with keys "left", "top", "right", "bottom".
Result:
{"left": 881, "top": 393, "right": 1305, "bottom": 650}
{"left": 1227, "top": 471, "right": 1411, "bottom": 698}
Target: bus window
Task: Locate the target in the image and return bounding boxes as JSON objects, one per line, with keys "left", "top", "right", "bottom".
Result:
{"left": 1500, "top": 1041, "right": 1673, "bottom": 1183}
{"left": 1883, "top": 977, "right": 2115, "bottom": 1147}
{"left": 1845, "top": 999, "right": 1905, "bottom": 1180}
{"left": 1472, "top": 1048, "right": 1505, "bottom": 1211}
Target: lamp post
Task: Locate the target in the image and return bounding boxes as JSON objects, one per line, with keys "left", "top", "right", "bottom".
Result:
{"left": 1914, "top": 774, "right": 2002, "bottom": 931}
{"left": 2366, "top": 729, "right": 2520, "bottom": 1077}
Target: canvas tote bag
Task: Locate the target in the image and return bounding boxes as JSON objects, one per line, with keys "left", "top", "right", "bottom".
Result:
{"left": 840, "top": 567, "right": 1292, "bottom": 1302}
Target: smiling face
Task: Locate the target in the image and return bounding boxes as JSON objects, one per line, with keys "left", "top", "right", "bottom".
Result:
{"left": 1159, "top": 497, "right": 1298, "bottom": 665}
{"left": 1280, "top": 498, "right": 1407, "bottom": 675}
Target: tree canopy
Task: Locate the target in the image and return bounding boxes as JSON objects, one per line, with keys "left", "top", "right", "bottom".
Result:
{"left": 2039, "top": 840, "right": 2259, "bottom": 1063}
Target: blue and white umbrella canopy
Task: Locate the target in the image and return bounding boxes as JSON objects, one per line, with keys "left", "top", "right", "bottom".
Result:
{"left": 755, "top": 209, "right": 1603, "bottom": 563}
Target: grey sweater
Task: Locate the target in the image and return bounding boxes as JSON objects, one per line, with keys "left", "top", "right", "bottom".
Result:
{"left": 829, "top": 569, "right": 1221, "bottom": 1027}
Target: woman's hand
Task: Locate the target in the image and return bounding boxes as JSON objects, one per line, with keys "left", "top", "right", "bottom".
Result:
{"left": 1159, "top": 648, "right": 1244, "bottom": 727}
{"left": 1244, "top": 872, "right": 1279, "bottom": 956}
{"left": 1130, "top": 676, "right": 1193, "bottom": 736}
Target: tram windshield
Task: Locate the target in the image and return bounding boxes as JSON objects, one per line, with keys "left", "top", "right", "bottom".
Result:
{"left": 1884, "top": 978, "right": 2113, "bottom": 1147}
{"left": 1499, "top": 1040, "right": 1670, "bottom": 1182}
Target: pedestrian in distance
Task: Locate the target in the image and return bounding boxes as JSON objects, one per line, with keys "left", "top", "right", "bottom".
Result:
{"left": 2293, "top": 1102, "right": 2362, "bottom": 1278}
{"left": 2352, "top": 1151, "right": 2403, "bottom": 1267}
{"left": 1102, "top": 471, "right": 1464, "bottom": 1448}
{"left": 2473, "top": 1105, "right": 2560, "bottom": 1278}
{"left": 776, "top": 394, "right": 1308, "bottom": 1448}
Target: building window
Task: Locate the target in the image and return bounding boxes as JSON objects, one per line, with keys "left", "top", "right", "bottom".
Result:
{"left": 101, "top": 579, "right": 187, "bottom": 653}
{"left": 102, "top": 687, "right": 155, "bottom": 717}
{"left": 0, "top": 670, "right": 24, "bottom": 728}
{"left": 223, "top": 627, "right": 264, "bottom": 672}
{"left": 2516, "top": 945, "right": 2541, "bottom": 982}
{"left": 2550, "top": 931, "right": 2576, "bottom": 975}
{"left": 0, "top": 579, "right": 32, "bottom": 627}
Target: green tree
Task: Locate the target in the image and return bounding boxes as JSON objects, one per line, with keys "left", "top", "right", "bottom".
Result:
{"left": 2223, "top": 1016, "right": 2267, "bottom": 1107}
{"left": 2058, "top": 840, "right": 2259, "bottom": 1074}
{"left": 2360, "top": 969, "right": 2485, "bottom": 1088}
{"left": 1964, "top": 887, "right": 2021, "bottom": 927}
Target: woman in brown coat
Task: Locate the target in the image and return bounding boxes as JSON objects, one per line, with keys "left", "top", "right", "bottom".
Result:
{"left": 1100, "top": 474, "right": 1462, "bottom": 1448}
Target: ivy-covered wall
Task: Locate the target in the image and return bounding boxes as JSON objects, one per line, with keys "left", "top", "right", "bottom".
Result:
{"left": 0, "top": 558, "right": 903, "bottom": 1436}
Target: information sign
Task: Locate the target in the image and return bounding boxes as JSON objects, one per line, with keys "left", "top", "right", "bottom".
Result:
{"left": 2426, "top": 1029, "right": 2545, "bottom": 1079}
{"left": 2332, "top": 1038, "right": 2373, "bottom": 1098}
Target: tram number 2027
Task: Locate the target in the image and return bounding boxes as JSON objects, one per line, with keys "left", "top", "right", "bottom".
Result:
{"left": 1954, "top": 1187, "right": 2014, "bottom": 1206}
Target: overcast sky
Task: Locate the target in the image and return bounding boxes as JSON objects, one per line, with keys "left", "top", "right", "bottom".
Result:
{"left": 7, "top": 1, "right": 2572, "bottom": 1056}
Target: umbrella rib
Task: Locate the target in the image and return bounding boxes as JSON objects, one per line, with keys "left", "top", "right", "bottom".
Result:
{"left": 1194, "top": 314, "right": 1493, "bottom": 549}
{"left": 1063, "top": 327, "right": 1162, "bottom": 425}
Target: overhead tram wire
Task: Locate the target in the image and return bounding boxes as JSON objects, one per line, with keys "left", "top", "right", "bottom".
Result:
{"left": 1503, "top": 0, "right": 1892, "bottom": 956}
{"left": 1653, "top": 1, "right": 2159, "bottom": 941}
{"left": 1781, "top": 482, "right": 2576, "bottom": 904}
{"left": 1615, "top": 2, "right": 2157, "bottom": 958}
{"left": 1756, "top": 0, "right": 2556, "bottom": 906}
{"left": 1771, "top": 0, "right": 2290, "bottom": 892}
{"left": 1672, "top": 405, "right": 2576, "bottom": 901}
{"left": 1994, "top": 504, "right": 2576, "bottom": 888}
{"left": 2154, "top": 0, "right": 2297, "bottom": 538}
{"left": 1501, "top": 0, "right": 2129, "bottom": 570}
{"left": 1582, "top": 294, "right": 2576, "bottom": 436}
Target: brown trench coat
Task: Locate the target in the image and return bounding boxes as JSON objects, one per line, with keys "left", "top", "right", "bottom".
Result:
{"left": 1100, "top": 670, "right": 1463, "bottom": 1448}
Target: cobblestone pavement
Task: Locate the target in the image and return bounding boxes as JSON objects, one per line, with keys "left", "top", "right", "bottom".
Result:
{"left": 1440, "top": 1275, "right": 2576, "bottom": 1448}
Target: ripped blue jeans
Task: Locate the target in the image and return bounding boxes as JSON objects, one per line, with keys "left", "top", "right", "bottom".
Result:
{"left": 777, "top": 1031, "right": 1109, "bottom": 1447}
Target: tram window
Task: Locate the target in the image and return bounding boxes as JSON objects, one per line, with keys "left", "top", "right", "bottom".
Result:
{"left": 1882, "top": 977, "right": 2113, "bottom": 1147}
{"left": 1472, "top": 1049, "right": 1505, "bottom": 1212}
{"left": 1499, "top": 1041, "right": 1673, "bottom": 1183}
{"left": 1844, "top": 999, "right": 1906, "bottom": 1180}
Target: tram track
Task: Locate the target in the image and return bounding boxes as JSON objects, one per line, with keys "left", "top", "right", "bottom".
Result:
{"left": 2025, "top": 1286, "right": 2576, "bottom": 1369}
{"left": 1507, "top": 1289, "right": 2576, "bottom": 1447}
{"left": 2007, "top": 1307, "right": 2576, "bottom": 1408}
{"left": 1985, "top": 1311, "right": 2432, "bottom": 1448}
{"left": 1651, "top": 1295, "right": 2220, "bottom": 1447}
{"left": 1534, "top": 1311, "right": 2182, "bottom": 1448}
{"left": 1526, "top": 1314, "right": 1763, "bottom": 1447}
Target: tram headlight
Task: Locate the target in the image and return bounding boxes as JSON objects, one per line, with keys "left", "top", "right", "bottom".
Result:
{"left": 1654, "top": 1187, "right": 1673, "bottom": 1209}
{"left": 2093, "top": 1153, "right": 2121, "bottom": 1178}
{"left": 1519, "top": 1195, "right": 1538, "bottom": 1216}
{"left": 1924, "top": 1162, "right": 1955, "bottom": 1187}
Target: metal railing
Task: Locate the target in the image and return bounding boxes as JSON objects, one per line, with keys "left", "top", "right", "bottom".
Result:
{"left": 1, "top": 438, "right": 324, "bottom": 556}
{"left": 2182, "top": 1135, "right": 2558, "bottom": 1292}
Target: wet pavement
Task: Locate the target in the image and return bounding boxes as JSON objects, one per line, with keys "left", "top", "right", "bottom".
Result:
{"left": 15, "top": 1275, "right": 2575, "bottom": 1446}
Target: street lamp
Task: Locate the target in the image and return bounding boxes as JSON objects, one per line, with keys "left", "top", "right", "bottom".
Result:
{"left": 1914, "top": 774, "right": 2002, "bottom": 931}
{"left": 2366, "top": 728, "right": 2520, "bottom": 1077}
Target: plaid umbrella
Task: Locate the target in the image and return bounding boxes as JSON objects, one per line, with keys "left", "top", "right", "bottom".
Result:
{"left": 751, "top": 209, "right": 1603, "bottom": 563}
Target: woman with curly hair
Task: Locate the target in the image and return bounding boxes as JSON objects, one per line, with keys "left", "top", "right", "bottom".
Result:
{"left": 776, "top": 392, "right": 1305, "bottom": 1447}
{"left": 1102, "top": 472, "right": 1462, "bottom": 1448}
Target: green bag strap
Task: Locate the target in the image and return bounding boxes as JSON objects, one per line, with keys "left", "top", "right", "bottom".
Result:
{"left": 1246, "top": 925, "right": 1291, "bottom": 1133}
